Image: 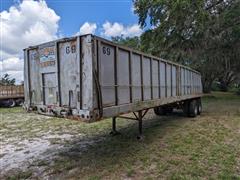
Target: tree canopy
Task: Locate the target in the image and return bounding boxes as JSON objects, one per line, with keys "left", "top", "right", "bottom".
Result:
{"left": 115, "top": 0, "right": 240, "bottom": 93}
{"left": 0, "top": 73, "right": 16, "bottom": 86}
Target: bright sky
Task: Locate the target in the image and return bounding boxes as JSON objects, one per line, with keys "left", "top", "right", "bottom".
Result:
{"left": 0, "top": 0, "right": 143, "bottom": 83}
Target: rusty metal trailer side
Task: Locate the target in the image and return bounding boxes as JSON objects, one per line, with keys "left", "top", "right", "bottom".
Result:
{"left": 0, "top": 85, "right": 24, "bottom": 107}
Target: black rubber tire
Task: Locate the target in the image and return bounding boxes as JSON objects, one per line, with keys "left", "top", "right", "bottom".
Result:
{"left": 197, "top": 98, "right": 202, "bottom": 115}
{"left": 16, "top": 99, "right": 24, "bottom": 106}
{"left": 189, "top": 100, "right": 198, "bottom": 117}
{"left": 154, "top": 107, "right": 166, "bottom": 116}
{"left": 8, "top": 99, "right": 16, "bottom": 108}
{"left": 183, "top": 101, "right": 189, "bottom": 116}
{"left": 165, "top": 107, "right": 173, "bottom": 114}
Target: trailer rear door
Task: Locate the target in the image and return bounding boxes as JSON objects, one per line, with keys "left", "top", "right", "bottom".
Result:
{"left": 42, "top": 73, "right": 57, "bottom": 105}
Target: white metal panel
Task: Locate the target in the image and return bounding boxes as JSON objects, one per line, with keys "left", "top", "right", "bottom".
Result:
{"left": 29, "top": 49, "right": 42, "bottom": 105}
{"left": 43, "top": 73, "right": 57, "bottom": 105}
{"left": 143, "top": 57, "right": 151, "bottom": 100}
{"left": 82, "top": 35, "right": 94, "bottom": 110}
{"left": 166, "top": 64, "right": 171, "bottom": 97}
{"left": 100, "top": 43, "right": 115, "bottom": 107}
{"left": 181, "top": 68, "right": 185, "bottom": 95}
{"left": 117, "top": 49, "right": 130, "bottom": 105}
{"left": 152, "top": 60, "right": 159, "bottom": 99}
{"left": 131, "top": 54, "right": 142, "bottom": 102}
{"left": 160, "top": 62, "right": 166, "bottom": 98}
{"left": 172, "top": 65, "right": 177, "bottom": 96}
{"left": 59, "top": 40, "right": 79, "bottom": 108}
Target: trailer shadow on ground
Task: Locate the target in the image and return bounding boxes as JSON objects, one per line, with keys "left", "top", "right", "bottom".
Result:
{"left": 32, "top": 111, "right": 198, "bottom": 179}
{"left": 1, "top": 108, "right": 190, "bottom": 179}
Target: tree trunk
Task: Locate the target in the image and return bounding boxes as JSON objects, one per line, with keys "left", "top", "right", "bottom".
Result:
{"left": 202, "top": 78, "right": 213, "bottom": 93}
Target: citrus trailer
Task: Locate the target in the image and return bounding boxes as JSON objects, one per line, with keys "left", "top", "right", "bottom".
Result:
{"left": 24, "top": 34, "right": 203, "bottom": 138}
{"left": 0, "top": 85, "right": 24, "bottom": 107}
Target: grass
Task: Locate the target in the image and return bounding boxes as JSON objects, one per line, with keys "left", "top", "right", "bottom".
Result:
{"left": 0, "top": 92, "right": 240, "bottom": 179}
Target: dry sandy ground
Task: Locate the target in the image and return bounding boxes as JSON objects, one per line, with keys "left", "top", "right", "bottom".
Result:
{"left": 0, "top": 110, "right": 108, "bottom": 179}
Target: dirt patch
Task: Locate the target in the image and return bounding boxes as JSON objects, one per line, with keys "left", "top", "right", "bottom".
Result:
{"left": 0, "top": 133, "right": 76, "bottom": 173}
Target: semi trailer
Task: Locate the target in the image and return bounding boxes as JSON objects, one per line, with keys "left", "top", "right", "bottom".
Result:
{"left": 0, "top": 85, "right": 24, "bottom": 107}
{"left": 24, "top": 34, "right": 203, "bottom": 138}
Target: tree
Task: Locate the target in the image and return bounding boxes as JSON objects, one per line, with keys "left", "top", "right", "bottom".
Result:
{"left": 133, "top": 0, "right": 240, "bottom": 93}
{"left": 112, "top": 36, "right": 141, "bottom": 50}
{"left": 0, "top": 73, "right": 16, "bottom": 85}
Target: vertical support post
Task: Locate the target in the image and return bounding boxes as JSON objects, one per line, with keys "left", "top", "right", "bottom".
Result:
{"left": 137, "top": 110, "right": 143, "bottom": 140}
{"left": 129, "top": 52, "right": 133, "bottom": 103}
{"left": 158, "top": 60, "right": 161, "bottom": 99}
{"left": 55, "top": 41, "right": 61, "bottom": 106}
{"left": 114, "top": 47, "right": 119, "bottom": 106}
{"left": 170, "top": 64, "right": 173, "bottom": 97}
{"left": 165, "top": 62, "right": 167, "bottom": 98}
{"left": 140, "top": 55, "right": 144, "bottom": 101}
{"left": 150, "top": 58, "right": 153, "bottom": 100}
{"left": 79, "top": 36, "right": 83, "bottom": 109}
{"left": 112, "top": 116, "right": 116, "bottom": 132}
{"left": 110, "top": 117, "right": 120, "bottom": 136}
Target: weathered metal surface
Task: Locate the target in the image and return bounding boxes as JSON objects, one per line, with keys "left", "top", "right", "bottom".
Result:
{"left": 24, "top": 34, "right": 203, "bottom": 122}
{"left": 0, "top": 85, "right": 24, "bottom": 100}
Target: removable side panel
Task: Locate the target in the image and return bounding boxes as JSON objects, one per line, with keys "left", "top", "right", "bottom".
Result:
{"left": 199, "top": 75, "right": 202, "bottom": 93}
{"left": 152, "top": 59, "right": 159, "bottom": 99}
{"left": 59, "top": 39, "right": 80, "bottom": 108}
{"left": 172, "top": 65, "right": 177, "bottom": 97}
{"left": 142, "top": 57, "right": 151, "bottom": 100}
{"left": 187, "top": 70, "right": 191, "bottom": 95}
{"left": 184, "top": 69, "right": 188, "bottom": 95}
{"left": 160, "top": 62, "right": 166, "bottom": 98}
{"left": 166, "top": 64, "right": 171, "bottom": 97}
{"left": 193, "top": 72, "right": 195, "bottom": 94}
{"left": 117, "top": 49, "right": 130, "bottom": 105}
{"left": 100, "top": 42, "right": 115, "bottom": 107}
{"left": 131, "top": 53, "right": 142, "bottom": 102}
{"left": 190, "top": 71, "right": 193, "bottom": 94}
{"left": 181, "top": 68, "right": 185, "bottom": 96}
{"left": 43, "top": 73, "right": 57, "bottom": 105}
{"left": 29, "top": 49, "right": 42, "bottom": 105}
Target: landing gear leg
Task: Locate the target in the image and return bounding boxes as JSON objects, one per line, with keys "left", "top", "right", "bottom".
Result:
{"left": 110, "top": 117, "right": 121, "bottom": 136}
{"left": 137, "top": 111, "right": 144, "bottom": 140}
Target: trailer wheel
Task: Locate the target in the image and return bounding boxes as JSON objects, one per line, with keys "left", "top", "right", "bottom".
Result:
{"left": 154, "top": 107, "right": 166, "bottom": 116}
{"left": 154, "top": 106, "right": 173, "bottom": 116}
{"left": 197, "top": 98, "right": 202, "bottom": 115}
{"left": 183, "top": 101, "right": 189, "bottom": 116}
{"left": 7, "top": 99, "right": 16, "bottom": 108}
{"left": 165, "top": 107, "right": 173, "bottom": 114}
{"left": 16, "top": 99, "right": 24, "bottom": 106}
{"left": 189, "top": 100, "right": 198, "bottom": 117}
